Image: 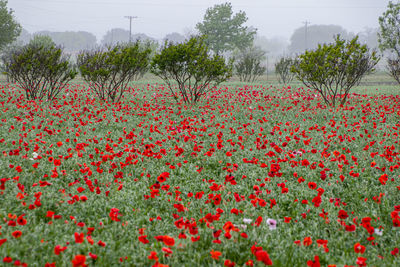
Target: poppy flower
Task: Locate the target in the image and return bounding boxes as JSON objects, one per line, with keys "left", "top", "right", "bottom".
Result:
{"left": 71, "top": 254, "right": 87, "bottom": 267}
{"left": 12, "top": 230, "right": 22, "bottom": 238}
{"left": 354, "top": 243, "right": 366, "bottom": 254}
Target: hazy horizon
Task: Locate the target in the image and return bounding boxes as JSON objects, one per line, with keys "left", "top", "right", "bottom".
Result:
{"left": 9, "top": 0, "right": 390, "bottom": 42}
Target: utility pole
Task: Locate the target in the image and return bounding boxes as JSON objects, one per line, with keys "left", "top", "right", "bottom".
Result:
{"left": 303, "top": 20, "right": 311, "bottom": 51}
{"left": 124, "top": 16, "right": 138, "bottom": 42}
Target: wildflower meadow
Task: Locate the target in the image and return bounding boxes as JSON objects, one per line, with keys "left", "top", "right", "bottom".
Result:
{"left": 0, "top": 80, "right": 399, "bottom": 266}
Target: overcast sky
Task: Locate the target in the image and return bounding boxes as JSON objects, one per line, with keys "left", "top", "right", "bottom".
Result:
{"left": 8, "top": 0, "right": 390, "bottom": 41}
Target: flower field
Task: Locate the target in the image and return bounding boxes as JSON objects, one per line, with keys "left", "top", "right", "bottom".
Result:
{"left": 0, "top": 82, "right": 399, "bottom": 266}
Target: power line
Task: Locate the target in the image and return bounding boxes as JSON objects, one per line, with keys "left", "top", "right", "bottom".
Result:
{"left": 124, "top": 16, "right": 137, "bottom": 43}
{"left": 303, "top": 20, "right": 311, "bottom": 50}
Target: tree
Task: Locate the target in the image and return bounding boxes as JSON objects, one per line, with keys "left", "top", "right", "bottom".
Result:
{"left": 77, "top": 41, "right": 152, "bottom": 103}
{"left": 29, "top": 35, "right": 55, "bottom": 49}
{"left": 291, "top": 36, "right": 379, "bottom": 107}
{"left": 387, "top": 58, "right": 400, "bottom": 84}
{"left": 0, "top": 0, "right": 21, "bottom": 51}
{"left": 163, "top": 32, "right": 186, "bottom": 44}
{"left": 101, "top": 28, "right": 156, "bottom": 46}
{"left": 196, "top": 2, "right": 256, "bottom": 55}
{"left": 150, "top": 36, "right": 232, "bottom": 103}
{"left": 378, "top": 1, "right": 400, "bottom": 85}
{"left": 378, "top": 1, "right": 400, "bottom": 57}
{"left": 2, "top": 42, "right": 77, "bottom": 101}
{"left": 233, "top": 45, "right": 266, "bottom": 82}
{"left": 289, "top": 24, "right": 353, "bottom": 54}
{"left": 35, "top": 31, "right": 97, "bottom": 52}
{"left": 275, "top": 57, "right": 297, "bottom": 84}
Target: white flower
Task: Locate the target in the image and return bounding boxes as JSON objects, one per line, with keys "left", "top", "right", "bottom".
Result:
{"left": 266, "top": 218, "right": 277, "bottom": 230}
{"left": 30, "top": 152, "right": 39, "bottom": 160}
{"left": 243, "top": 218, "right": 252, "bottom": 224}
{"left": 374, "top": 228, "right": 383, "bottom": 236}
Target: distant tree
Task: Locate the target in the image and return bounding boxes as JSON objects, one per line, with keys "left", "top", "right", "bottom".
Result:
{"left": 358, "top": 28, "right": 379, "bottom": 50}
{"left": 101, "top": 28, "right": 130, "bottom": 45}
{"left": 291, "top": 36, "right": 379, "bottom": 107}
{"left": 378, "top": 1, "right": 400, "bottom": 57}
{"left": 275, "top": 56, "right": 297, "bottom": 84}
{"left": 16, "top": 28, "right": 31, "bottom": 45}
{"left": 0, "top": 0, "right": 21, "bottom": 51}
{"left": 289, "top": 24, "right": 353, "bottom": 54}
{"left": 233, "top": 45, "right": 266, "bottom": 82}
{"left": 35, "top": 31, "right": 97, "bottom": 52}
{"left": 29, "top": 35, "right": 55, "bottom": 49}
{"left": 254, "top": 35, "right": 289, "bottom": 57}
{"left": 101, "top": 28, "right": 156, "bottom": 46}
{"left": 2, "top": 42, "right": 77, "bottom": 100}
{"left": 196, "top": 2, "right": 256, "bottom": 54}
{"left": 77, "top": 42, "right": 152, "bottom": 103}
{"left": 151, "top": 36, "right": 232, "bottom": 103}
{"left": 163, "top": 32, "right": 186, "bottom": 44}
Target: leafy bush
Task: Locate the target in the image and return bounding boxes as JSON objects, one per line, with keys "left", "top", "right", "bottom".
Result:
{"left": 275, "top": 56, "right": 297, "bottom": 84}
{"left": 233, "top": 46, "right": 266, "bottom": 82}
{"left": 378, "top": 1, "right": 400, "bottom": 85}
{"left": 151, "top": 36, "right": 232, "bottom": 103}
{"left": 77, "top": 41, "right": 151, "bottom": 103}
{"left": 387, "top": 57, "right": 400, "bottom": 84}
{"left": 2, "top": 42, "right": 77, "bottom": 101}
{"left": 291, "top": 36, "right": 380, "bottom": 107}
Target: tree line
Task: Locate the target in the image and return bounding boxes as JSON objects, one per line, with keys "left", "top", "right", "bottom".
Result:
{"left": 0, "top": 0, "right": 399, "bottom": 107}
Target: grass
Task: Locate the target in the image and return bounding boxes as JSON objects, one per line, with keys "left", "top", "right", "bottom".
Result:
{"left": 0, "top": 74, "right": 399, "bottom": 267}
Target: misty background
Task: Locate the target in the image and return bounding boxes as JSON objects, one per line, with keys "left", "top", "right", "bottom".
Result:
{"left": 8, "top": 0, "right": 390, "bottom": 66}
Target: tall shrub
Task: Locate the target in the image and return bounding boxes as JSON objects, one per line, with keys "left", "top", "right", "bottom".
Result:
{"left": 291, "top": 36, "right": 380, "bottom": 107}
{"left": 77, "top": 41, "right": 151, "bottom": 103}
{"left": 150, "top": 36, "right": 232, "bottom": 104}
{"left": 234, "top": 46, "right": 266, "bottom": 82}
{"left": 2, "top": 42, "right": 77, "bottom": 101}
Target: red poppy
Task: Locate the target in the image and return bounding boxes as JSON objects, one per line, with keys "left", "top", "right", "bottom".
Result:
{"left": 71, "top": 254, "right": 87, "bottom": 267}
{"left": 74, "top": 232, "right": 84, "bottom": 243}
{"left": 354, "top": 243, "right": 366, "bottom": 254}
{"left": 12, "top": 230, "right": 22, "bottom": 238}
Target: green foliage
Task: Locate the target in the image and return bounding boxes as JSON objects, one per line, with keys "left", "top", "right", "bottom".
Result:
{"left": 275, "top": 56, "right": 297, "bottom": 84}
{"left": 34, "top": 31, "right": 97, "bottom": 52}
{"left": 0, "top": 0, "right": 21, "bottom": 51}
{"left": 233, "top": 46, "right": 266, "bottom": 82}
{"left": 29, "top": 35, "right": 56, "bottom": 49}
{"left": 77, "top": 41, "right": 152, "bottom": 103}
{"left": 387, "top": 57, "right": 400, "bottom": 84}
{"left": 196, "top": 2, "right": 256, "bottom": 55}
{"left": 291, "top": 35, "right": 380, "bottom": 106}
{"left": 289, "top": 24, "right": 352, "bottom": 54}
{"left": 1, "top": 42, "right": 77, "bottom": 101}
{"left": 378, "top": 1, "right": 400, "bottom": 57}
{"left": 150, "top": 36, "right": 232, "bottom": 103}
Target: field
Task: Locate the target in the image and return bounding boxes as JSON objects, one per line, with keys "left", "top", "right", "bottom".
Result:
{"left": 0, "top": 73, "right": 399, "bottom": 267}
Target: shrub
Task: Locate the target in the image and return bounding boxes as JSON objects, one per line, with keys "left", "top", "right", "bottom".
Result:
{"left": 2, "top": 42, "right": 77, "bottom": 101}
{"left": 77, "top": 41, "right": 151, "bottom": 103}
{"left": 233, "top": 46, "right": 266, "bottom": 82}
{"left": 150, "top": 36, "right": 232, "bottom": 103}
{"left": 291, "top": 35, "right": 380, "bottom": 107}
{"left": 387, "top": 57, "right": 400, "bottom": 84}
{"left": 275, "top": 56, "right": 297, "bottom": 84}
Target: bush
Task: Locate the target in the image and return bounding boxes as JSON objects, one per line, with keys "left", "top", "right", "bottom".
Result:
{"left": 387, "top": 57, "right": 400, "bottom": 84}
{"left": 150, "top": 36, "right": 232, "bottom": 103}
{"left": 291, "top": 36, "right": 380, "bottom": 107}
{"left": 234, "top": 46, "right": 266, "bottom": 82}
{"left": 275, "top": 56, "right": 297, "bottom": 84}
{"left": 77, "top": 41, "right": 151, "bottom": 103}
{"left": 2, "top": 42, "right": 77, "bottom": 101}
